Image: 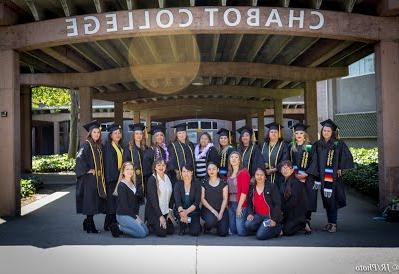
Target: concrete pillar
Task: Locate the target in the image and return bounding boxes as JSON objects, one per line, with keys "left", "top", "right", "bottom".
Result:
{"left": 53, "top": 121, "right": 60, "bottom": 154}
{"left": 231, "top": 120, "right": 236, "bottom": 144}
{"left": 144, "top": 112, "right": 151, "bottom": 146}
{"left": 79, "top": 87, "right": 93, "bottom": 143}
{"left": 0, "top": 50, "right": 21, "bottom": 217}
{"left": 20, "top": 85, "right": 32, "bottom": 173}
{"left": 257, "top": 111, "right": 265, "bottom": 145}
{"left": 133, "top": 111, "right": 140, "bottom": 124}
{"left": 273, "top": 99, "right": 284, "bottom": 138}
{"left": 245, "top": 114, "right": 252, "bottom": 127}
{"left": 114, "top": 101, "right": 123, "bottom": 126}
{"left": 305, "top": 81, "right": 319, "bottom": 142}
{"left": 375, "top": 41, "right": 399, "bottom": 209}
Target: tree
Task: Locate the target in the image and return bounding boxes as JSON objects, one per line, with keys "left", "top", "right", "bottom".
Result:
{"left": 32, "top": 86, "right": 78, "bottom": 159}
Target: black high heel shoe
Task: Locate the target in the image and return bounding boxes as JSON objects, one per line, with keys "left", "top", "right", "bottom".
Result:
{"left": 87, "top": 219, "right": 99, "bottom": 234}
{"left": 110, "top": 223, "right": 120, "bottom": 238}
{"left": 103, "top": 215, "right": 111, "bottom": 231}
{"left": 83, "top": 218, "right": 88, "bottom": 232}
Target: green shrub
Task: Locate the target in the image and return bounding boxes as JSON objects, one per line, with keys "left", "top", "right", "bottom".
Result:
{"left": 32, "top": 154, "right": 75, "bottom": 173}
{"left": 20, "top": 175, "right": 43, "bottom": 198}
{"left": 343, "top": 148, "right": 379, "bottom": 200}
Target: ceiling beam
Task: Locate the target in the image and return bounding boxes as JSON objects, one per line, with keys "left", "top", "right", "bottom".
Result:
{"left": 59, "top": 0, "right": 75, "bottom": 17}
{"left": 20, "top": 62, "right": 348, "bottom": 87}
{"left": 25, "top": 0, "right": 42, "bottom": 21}
{"left": 94, "top": 85, "right": 303, "bottom": 101}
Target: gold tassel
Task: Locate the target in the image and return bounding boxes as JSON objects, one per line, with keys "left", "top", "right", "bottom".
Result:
{"left": 252, "top": 131, "right": 257, "bottom": 142}
{"left": 173, "top": 127, "right": 176, "bottom": 135}
{"left": 228, "top": 131, "right": 232, "bottom": 145}
{"left": 336, "top": 128, "right": 340, "bottom": 140}
{"left": 196, "top": 126, "right": 202, "bottom": 133}
{"left": 144, "top": 127, "right": 148, "bottom": 140}
{"left": 278, "top": 125, "right": 282, "bottom": 139}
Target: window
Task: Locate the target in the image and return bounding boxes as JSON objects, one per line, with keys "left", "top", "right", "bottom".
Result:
{"left": 187, "top": 122, "right": 198, "bottom": 129}
{"left": 346, "top": 53, "right": 375, "bottom": 78}
{"left": 201, "top": 122, "right": 212, "bottom": 129}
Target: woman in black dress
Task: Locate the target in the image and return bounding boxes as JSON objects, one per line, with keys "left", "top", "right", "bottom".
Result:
{"left": 313, "top": 119, "right": 354, "bottom": 233}
{"left": 201, "top": 163, "right": 229, "bottom": 236}
{"left": 260, "top": 122, "right": 289, "bottom": 188}
{"left": 103, "top": 123, "right": 123, "bottom": 231}
{"left": 278, "top": 160, "right": 310, "bottom": 236}
{"left": 174, "top": 164, "right": 201, "bottom": 236}
{"left": 145, "top": 158, "right": 175, "bottom": 237}
{"left": 194, "top": 132, "right": 219, "bottom": 180}
{"left": 124, "top": 123, "right": 147, "bottom": 197}
{"left": 237, "top": 126, "right": 264, "bottom": 177}
{"left": 216, "top": 128, "right": 235, "bottom": 179}
{"left": 75, "top": 120, "right": 106, "bottom": 233}
{"left": 287, "top": 122, "right": 319, "bottom": 232}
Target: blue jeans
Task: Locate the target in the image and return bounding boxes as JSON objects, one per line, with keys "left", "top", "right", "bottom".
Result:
{"left": 245, "top": 214, "right": 282, "bottom": 240}
{"left": 228, "top": 201, "right": 248, "bottom": 236}
{"left": 116, "top": 215, "right": 149, "bottom": 238}
{"left": 326, "top": 208, "right": 338, "bottom": 224}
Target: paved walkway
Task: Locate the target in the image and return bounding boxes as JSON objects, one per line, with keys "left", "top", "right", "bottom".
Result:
{"left": 1, "top": 175, "right": 399, "bottom": 274}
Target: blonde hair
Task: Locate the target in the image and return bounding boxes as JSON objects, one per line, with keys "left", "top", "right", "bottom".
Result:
{"left": 113, "top": 162, "right": 136, "bottom": 196}
{"left": 291, "top": 131, "right": 310, "bottom": 153}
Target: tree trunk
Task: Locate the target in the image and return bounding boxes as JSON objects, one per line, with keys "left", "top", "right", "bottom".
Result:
{"left": 67, "top": 89, "right": 79, "bottom": 159}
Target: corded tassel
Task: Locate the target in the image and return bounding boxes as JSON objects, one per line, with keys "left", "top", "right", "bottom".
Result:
{"left": 173, "top": 128, "right": 176, "bottom": 135}
{"left": 252, "top": 131, "right": 257, "bottom": 142}
{"left": 228, "top": 131, "right": 232, "bottom": 145}
{"left": 336, "top": 128, "right": 340, "bottom": 140}
{"left": 144, "top": 127, "right": 148, "bottom": 140}
{"left": 278, "top": 125, "right": 282, "bottom": 139}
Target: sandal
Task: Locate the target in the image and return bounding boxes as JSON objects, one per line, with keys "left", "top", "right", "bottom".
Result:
{"left": 327, "top": 224, "right": 337, "bottom": 233}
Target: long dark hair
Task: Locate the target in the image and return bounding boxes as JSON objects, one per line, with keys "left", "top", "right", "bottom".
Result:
{"left": 264, "top": 129, "right": 284, "bottom": 143}
{"left": 199, "top": 132, "right": 212, "bottom": 146}
{"left": 86, "top": 128, "right": 102, "bottom": 145}
{"left": 319, "top": 126, "right": 337, "bottom": 142}
{"left": 279, "top": 160, "right": 295, "bottom": 200}
{"left": 107, "top": 128, "right": 122, "bottom": 145}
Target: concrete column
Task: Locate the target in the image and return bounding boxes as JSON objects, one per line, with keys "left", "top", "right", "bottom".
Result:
{"left": 114, "top": 101, "right": 123, "bottom": 126}
{"left": 20, "top": 85, "right": 32, "bottom": 173}
{"left": 53, "top": 121, "right": 60, "bottom": 154}
{"left": 133, "top": 111, "right": 140, "bottom": 124}
{"left": 375, "top": 41, "right": 399, "bottom": 208}
{"left": 305, "top": 81, "right": 319, "bottom": 142}
{"left": 257, "top": 111, "right": 265, "bottom": 145}
{"left": 273, "top": 99, "right": 284, "bottom": 138}
{"left": 79, "top": 87, "right": 93, "bottom": 143}
{"left": 0, "top": 50, "right": 21, "bottom": 217}
{"left": 245, "top": 114, "right": 252, "bottom": 127}
{"left": 231, "top": 120, "right": 236, "bottom": 144}
{"left": 144, "top": 112, "right": 152, "bottom": 146}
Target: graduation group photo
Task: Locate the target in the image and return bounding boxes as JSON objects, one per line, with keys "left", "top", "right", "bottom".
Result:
{"left": 1, "top": 1, "right": 399, "bottom": 274}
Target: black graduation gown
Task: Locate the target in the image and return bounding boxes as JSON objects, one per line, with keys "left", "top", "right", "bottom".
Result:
{"left": 288, "top": 142, "right": 319, "bottom": 212}
{"left": 239, "top": 143, "right": 264, "bottom": 177}
{"left": 167, "top": 140, "right": 195, "bottom": 182}
{"left": 278, "top": 175, "right": 307, "bottom": 236}
{"left": 103, "top": 140, "right": 123, "bottom": 214}
{"left": 218, "top": 145, "right": 235, "bottom": 178}
{"left": 75, "top": 141, "right": 106, "bottom": 215}
{"left": 313, "top": 139, "right": 354, "bottom": 211}
{"left": 123, "top": 143, "right": 146, "bottom": 194}
{"left": 260, "top": 140, "right": 289, "bottom": 189}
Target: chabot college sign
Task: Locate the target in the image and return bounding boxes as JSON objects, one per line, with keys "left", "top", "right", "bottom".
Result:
{"left": 65, "top": 7, "right": 325, "bottom": 37}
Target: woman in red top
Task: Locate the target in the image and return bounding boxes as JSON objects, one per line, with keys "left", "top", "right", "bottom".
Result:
{"left": 227, "top": 151, "right": 250, "bottom": 236}
{"left": 245, "top": 167, "right": 283, "bottom": 240}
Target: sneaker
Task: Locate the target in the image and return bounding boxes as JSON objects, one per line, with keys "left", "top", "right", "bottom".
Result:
{"left": 327, "top": 224, "right": 337, "bottom": 233}
{"left": 322, "top": 223, "right": 332, "bottom": 231}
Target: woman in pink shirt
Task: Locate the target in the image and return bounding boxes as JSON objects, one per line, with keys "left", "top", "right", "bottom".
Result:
{"left": 227, "top": 151, "right": 250, "bottom": 236}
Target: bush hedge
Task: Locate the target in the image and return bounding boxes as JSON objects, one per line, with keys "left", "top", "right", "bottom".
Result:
{"left": 21, "top": 175, "right": 43, "bottom": 198}
{"left": 343, "top": 148, "right": 379, "bottom": 200}
{"left": 32, "top": 154, "right": 75, "bottom": 173}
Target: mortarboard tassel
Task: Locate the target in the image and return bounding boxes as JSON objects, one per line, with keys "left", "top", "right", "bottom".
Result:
{"left": 144, "top": 127, "right": 148, "bottom": 140}
{"left": 252, "top": 131, "right": 257, "bottom": 143}
{"left": 278, "top": 125, "right": 282, "bottom": 139}
{"left": 336, "top": 128, "right": 340, "bottom": 140}
{"left": 228, "top": 131, "right": 232, "bottom": 145}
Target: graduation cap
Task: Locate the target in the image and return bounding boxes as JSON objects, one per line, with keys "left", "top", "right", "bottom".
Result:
{"left": 320, "top": 119, "right": 338, "bottom": 131}
{"left": 149, "top": 124, "right": 166, "bottom": 135}
{"left": 290, "top": 122, "right": 309, "bottom": 132}
{"left": 128, "top": 123, "right": 146, "bottom": 132}
{"left": 172, "top": 123, "right": 187, "bottom": 133}
{"left": 217, "top": 128, "right": 232, "bottom": 144}
{"left": 107, "top": 123, "right": 122, "bottom": 133}
{"left": 265, "top": 122, "right": 284, "bottom": 139}
{"left": 82, "top": 120, "right": 101, "bottom": 132}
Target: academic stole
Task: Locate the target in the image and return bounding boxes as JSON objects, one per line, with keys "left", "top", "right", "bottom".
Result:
{"left": 242, "top": 144, "right": 255, "bottom": 173}
{"left": 86, "top": 140, "right": 107, "bottom": 199}
{"left": 129, "top": 145, "right": 144, "bottom": 191}
{"left": 111, "top": 141, "right": 123, "bottom": 170}
{"left": 324, "top": 145, "right": 335, "bottom": 183}
{"left": 291, "top": 144, "right": 311, "bottom": 183}
{"left": 172, "top": 141, "right": 196, "bottom": 176}
{"left": 219, "top": 146, "right": 231, "bottom": 177}
{"left": 262, "top": 141, "right": 283, "bottom": 183}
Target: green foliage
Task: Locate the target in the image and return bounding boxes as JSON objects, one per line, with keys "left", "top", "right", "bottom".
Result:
{"left": 350, "top": 147, "right": 378, "bottom": 165}
{"left": 32, "top": 86, "right": 71, "bottom": 108}
{"left": 20, "top": 175, "right": 43, "bottom": 198}
{"left": 32, "top": 154, "right": 76, "bottom": 173}
{"left": 343, "top": 148, "right": 379, "bottom": 200}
